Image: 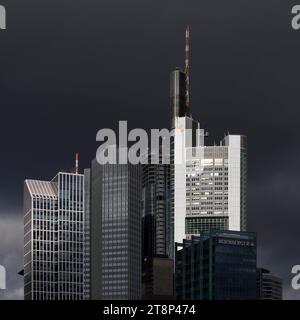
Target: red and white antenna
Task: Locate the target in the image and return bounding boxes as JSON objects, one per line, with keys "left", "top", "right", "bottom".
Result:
{"left": 75, "top": 153, "right": 79, "bottom": 174}
{"left": 185, "top": 25, "right": 190, "bottom": 114}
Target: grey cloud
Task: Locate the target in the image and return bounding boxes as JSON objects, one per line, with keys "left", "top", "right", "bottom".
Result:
{"left": 251, "top": 149, "right": 300, "bottom": 300}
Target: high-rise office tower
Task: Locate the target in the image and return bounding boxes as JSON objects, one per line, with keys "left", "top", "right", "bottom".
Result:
{"left": 90, "top": 156, "right": 142, "bottom": 300}
{"left": 171, "top": 27, "right": 247, "bottom": 246}
{"left": 141, "top": 150, "right": 173, "bottom": 299}
{"left": 23, "top": 171, "right": 85, "bottom": 300}
{"left": 178, "top": 132, "right": 247, "bottom": 241}
{"left": 257, "top": 268, "right": 283, "bottom": 300}
{"left": 83, "top": 168, "right": 91, "bottom": 300}
{"left": 175, "top": 231, "right": 257, "bottom": 300}
{"left": 142, "top": 150, "right": 171, "bottom": 259}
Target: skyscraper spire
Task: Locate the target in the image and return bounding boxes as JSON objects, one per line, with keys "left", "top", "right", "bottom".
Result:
{"left": 75, "top": 153, "right": 79, "bottom": 174}
{"left": 185, "top": 25, "right": 190, "bottom": 114}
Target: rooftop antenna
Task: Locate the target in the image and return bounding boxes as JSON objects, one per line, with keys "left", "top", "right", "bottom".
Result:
{"left": 75, "top": 153, "right": 79, "bottom": 174}
{"left": 185, "top": 25, "right": 190, "bottom": 115}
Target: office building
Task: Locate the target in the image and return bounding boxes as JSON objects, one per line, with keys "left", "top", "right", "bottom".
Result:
{"left": 171, "top": 28, "right": 247, "bottom": 246}
{"left": 175, "top": 231, "right": 257, "bottom": 300}
{"left": 83, "top": 168, "right": 91, "bottom": 300}
{"left": 90, "top": 156, "right": 142, "bottom": 300}
{"left": 257, "top": 268, "right": 282, "bottom": 300}
{"left": 23, "top": 171, "right": 85, "bottom": 300}
{"left": 142, "top": 150, "right": 171, "bottom": 259}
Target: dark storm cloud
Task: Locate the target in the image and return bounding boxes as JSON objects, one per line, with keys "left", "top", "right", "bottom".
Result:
{"left": 0, "top": 0, "right": 299, "bottom": 299}
{"left": 252, "top": 149, "right": 300, "bottom": 299}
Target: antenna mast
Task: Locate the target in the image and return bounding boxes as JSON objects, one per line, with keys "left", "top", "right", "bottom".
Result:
{"left": 185, "top": 25, "right": 190, "bottom": 114}
{"left": 75, "top": 153, "right": 79, "bottom": 174}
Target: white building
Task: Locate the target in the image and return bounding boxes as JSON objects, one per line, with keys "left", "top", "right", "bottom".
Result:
{"left": 23, "top": 172, "right": 85, "bottom": 300}
{"left": 173, "top": 114, "right": 247, "bottom": 244}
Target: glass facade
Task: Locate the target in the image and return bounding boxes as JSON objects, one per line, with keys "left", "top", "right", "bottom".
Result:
{"left": 24, "top": 172, "right": 85, "bottom": 300}
{"left": 142, "top": 150, "right": 171, "bottom": 259}
{"left": 90, "top": 159, "right": 142, "bottom": 300}
{"left": 175, "top": 231, "right": 257, "bottom": 300}
{"left": 83, "top": 169, "right": 91, "bottom": 299}
{"left": 186, "top": 216, "right": 228, "bottom": 234}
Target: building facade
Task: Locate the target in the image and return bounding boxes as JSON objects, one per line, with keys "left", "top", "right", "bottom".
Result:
{"left": 83, "top": 168, "right": 91, "bottom": 300}
{"left": 171, "top": 68, "right": 247, "bottom": 246}
{"left": 257, "top": 268, "right": 282, "bottom": 300}
{"left": 142, "top": 150, "right": 171, "bottom": 259}
{"left": 24, "top": 172, "right": 85, "bottom": 300}
{"left": 175, "top": 231, "right": 257, "bottom": 300}
{"left": 90, "top": 158, "right": 142, "bottom": 300}
{"left": 142, "top": 255, "right": 174, "bottom": 300}
{"left": 170, "top": 69, "right": 187, "bottom": 129}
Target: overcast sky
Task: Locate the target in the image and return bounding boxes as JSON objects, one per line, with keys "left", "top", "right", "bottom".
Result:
{"left": 0, "top": 0, "right": 299, "bottom": 299}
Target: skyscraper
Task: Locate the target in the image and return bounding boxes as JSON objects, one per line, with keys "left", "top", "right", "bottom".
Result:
{"left": 171, "top": 27, "right": 247, "bottom": 246}
{"left": 90, "top": 156, "right": 142, "bottom": 300}
{"left": 23, "top": 171, "right": 85, "bottom": 300}
{"left": 181, "top": 133, "right": 247, "bottom": 240}
{"left": 83, "top": 168, "right": 91, "bottom": 300}
{"left": 141, "top": 150, "right": 174, "bottom": 300}
{"left": 142, "top": 150, "right": 171, "bottom": 259}
{"left": 175, "top": 231, "right": 257, "bottom": 300}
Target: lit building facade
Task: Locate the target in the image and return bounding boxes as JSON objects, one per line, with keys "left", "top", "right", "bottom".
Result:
{"left": 83, "top": 168, "right": 91, "bottom": 300}
{"left": 24, "top": 172, "right": 85, "bottom": 300}
{"left": 171, "top": 70, "right": 247, "bottom": 245}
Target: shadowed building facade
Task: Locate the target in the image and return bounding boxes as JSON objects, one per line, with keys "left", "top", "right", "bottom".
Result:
{"left": 90, "top": 158, "right": 142, "bottom": 300}
{"left": 257, "top": 268, "right": 282, "bottom": 300}
{"left": 175, "top": 231, "right": 257, "bottom": 300}
{"left": 142, "top": 255, "right": 174, "bottom": 300}
{"left": 142, "top": 150, "right": 171, "bottom": 259}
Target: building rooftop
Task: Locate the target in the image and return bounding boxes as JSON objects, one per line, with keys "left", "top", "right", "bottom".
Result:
{"left": 25, "top": 179, "right": 58, "bottom": 198}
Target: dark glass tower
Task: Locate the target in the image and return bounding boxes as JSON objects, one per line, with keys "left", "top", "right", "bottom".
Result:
{"left": 175, "top": 231, "right": 257, "bottom": 300}
{"left": 170, "top": 69, "right": 187, "bottom": 129}
{"left": 142, "top": 150, "right": 171, "bottom": 259}
{"left": 90, "top": 158, "right": 142, "bottom": 300}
